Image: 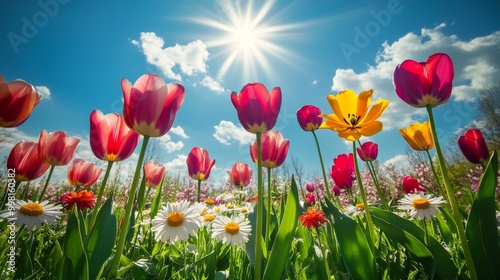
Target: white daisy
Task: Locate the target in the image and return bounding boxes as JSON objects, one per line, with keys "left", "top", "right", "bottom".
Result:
{"left": 151, "top": 200, "right": 200, "bottom": 243}
{"left": 345, "top": 203, "right": 365, "bottom": 217}
{"left": 211, "top": 215, "right": 252, "bottom": 246}
{"left": 0, "top": 200, "right": 63, "bottom": 231}
{"left": 397, "top": 192, "right": 446, "bottom": 220}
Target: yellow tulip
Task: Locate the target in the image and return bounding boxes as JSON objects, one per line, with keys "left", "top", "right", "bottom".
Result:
{"left": 320, "top": 89, "right": 389, "bottom": 141}
{"left": 399, "top": 121, "right": 434, "bottom": 151}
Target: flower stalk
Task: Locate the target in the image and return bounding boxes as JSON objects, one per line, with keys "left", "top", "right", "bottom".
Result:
{"left": 312, "top": 130, "right": 332, "bottom": 200}
{"left": 38, "top": 165, "right": 55, "bottom": 202}
{"left": 255, "top": 132, "right": 263, "bottom": 280}
{"left": 89, "top": 161, "right": 113, "bottom": 229}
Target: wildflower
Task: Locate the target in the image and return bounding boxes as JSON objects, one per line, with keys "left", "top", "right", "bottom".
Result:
{"left": 346, "top": 203, "right": 365, "bottom": 217}
{"left": 0, "top": 200, "right": 63, "bottom": 231}
{"left": 60, "top": 190, "right": 96, "bottom": 210}
{"left": 397, "top": 193, "right": 446, "bottom": 220}
{"left": 211, "top": 215, "right": 252, "bottom": 246}
{"left": 151, "top": 201, "right": 200, "bottom": 242}
{"left": 299, "top": 208, "right": 328, "bottom": 229}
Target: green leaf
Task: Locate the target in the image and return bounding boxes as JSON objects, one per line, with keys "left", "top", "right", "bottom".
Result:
{"left": 466, "top": 151, "right": 500, "bottom": 279}
{"left": 263, "top": 175, "right": 299, "bottom": 279}
{"left": 61, "top": 207, "right": 89, "bottom": 280}
{"left": 150, "top": 176, "right": 164, "bottom": 220}
{"left": 371, "top": 208, "right": 458, "bottom": 280}
{"left": 322, "top": 198, "right": 377, "bottom": 280}
{"left": 126, "top": 203, "right": 136, "bottom": 244}
{"left": 14, "top": 236, "right": 32, "bottom": 279}
{"left": 87, "top": 196, "right": 117, "bottom": 280}
{"left": 245, "top": 204, "right": 257, "bottom": 265}
{"left": 47, "top": 239, "right": 63, "bottom": 278}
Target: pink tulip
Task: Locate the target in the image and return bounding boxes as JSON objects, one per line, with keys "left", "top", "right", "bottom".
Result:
{"left": 228, "top": 162, "right": 253, "bottom": 187}
{"left": 250, "top": 130, "right": 290, "bottom": 168}
{"left": 90, "top": 110, "right": 140, "bottom": 161}
{"left": 457, "top": 129, "right": 489, "bottom": 164}
{"left": 143, "top": 161, "right": 166, "bottom": 187}
{"left": 67, "top": 159, "right": 102, "bottom": 187}
{"left": 305, "top": 193, "right": 316, "bottom": 206}
{"left": 231, "top": 83, "right": 282, "bottom": 133}
{"left": 7, "top": 141, "right": 50, "bottom": 181}
{"left": 356, "top": 141, "right": 378, "bottom": 161}
{"left": 330, "top": 153, "right": 355, "bottom": 189}
{"left": 402, "top": 176, "right": 425, "bottom": 194}
{"left": 186, "top": 147, "right": 215, "bottom": 181}
{"left": 296, "top": 105, "right": 322, "bottom": 131}
{"left": 0, "top": 75, "right": 42, "bottom": 127}
{"left": 38, "top": 130, "right": 80, "bottom": 166}
{"left": 305, "top": 182, "right": 315, "bottom": 192}
{"left": 121, "top": 74, "right": 185, "bottom": 137}
{"left": 394, "top": 53, "right": 454, "bottom": 108}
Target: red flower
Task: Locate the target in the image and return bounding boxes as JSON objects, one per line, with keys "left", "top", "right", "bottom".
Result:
{"left": 0, "top": 75, "right": 42, "bottom": 128}
{"left": 67, "top": 159, "right": 102, "bottom": 187}
{"left": 305, "top": 193, "right": 316, "bottom": 206}
{"left": 60, "top": 190, "right": 96, "bottom": 210}
{"left": 401, "top": 176, "right": 425, "bottom": 194}
{"left": 330, "top": 153, "right": 355, "bottom": 189}
{"left": 186, "top": 147, "right": 216, "bottom": 181}
{"left": 250, "top": 130, "right": 290, "bottom": 168}
{"left": 121, "top": 74, "right": 185, "bottom": 137}
{"left": 296, "top": 105, "right": 322, "bottom": 131}
{"left": 299, "top": 208, "right": 328, "bottom": 229}
{"left": 457, "top": 129, "right": 489, "bottom": 164}
{"left": 228, "top": 162, "right": 253, "bottom": 188}
{"left": 231, "top": 83, "right": 282, "bottom": 133}
{"left": 332, "top": 185, "right": 341, "bottom": 196}
{"left": 89, "top": 110, "right": 140, "bottom": 162}
{"left": 393, "top": 53, "right": 454, "bottom": 108}
{"left": 305, "top": 182, "right": 315, "bottom": 193}
{"left": 143, "top": 161, "right": 166, "bottom": 187}
{"left": 7, "top": 141, "right": 50, "bottom": 181}
{"left": 356, "top": 141, "right": 378, "bottom": 161}
{"left": 38, "top": 130, "right": 80, "bottom": 166}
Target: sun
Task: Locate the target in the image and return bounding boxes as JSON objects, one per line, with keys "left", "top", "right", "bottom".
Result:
{"left": 192, "top": 0, "right": 299, "bottom": 83}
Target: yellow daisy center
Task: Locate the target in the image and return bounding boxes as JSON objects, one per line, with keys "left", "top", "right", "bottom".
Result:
{"left": 227, "top": 204, "right": 234, "bottom": 209}
{"left": 241, "top": 207, "right": 248, "bottom": 213}
{"left": 224, "top": 221, "right": 240, "bottom": 235}
{"left": 200, "top": 208, "right": 208, "bottom": 216}
{"left": 20, "top": 203, "right": 44, "bottom": 216}
{"left": 412, "top": 198, "right": 430, "bottom": 209}
{"left": 203, "top": 214, "right": 215, "bottom": 222}
{"left": 214, "top": 207, "right": 221, "bottom": 213}
{"left": 355, "top": 203, "right": 365, "bottom": 211}
{"left": 204, "top": 199, "right": 215, "bottom": 206}
{"left": 166, "top": 212, "right": 184, "bottom": 227}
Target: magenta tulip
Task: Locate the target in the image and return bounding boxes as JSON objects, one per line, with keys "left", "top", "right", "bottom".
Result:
{"left": 250, "top": 130, "right": 290, "bottom": 168}
{"left": 296, "top": 105, "right": 322, "bottom": 131}
{"left": 305, "top": 182, "right": 315, "bottom": 192}
{"left": 457, "top": 129, "right": 489, "bottom": 164}
{"left": 228, "top": 162, "right": 253, "bottom": 188}
{"left": 330, "top": 153, "right": 355, "bottom": 189}
{"left": 356, "top": 141, "right": 378, "bottom": 161}
{"left": 38, "top": 130, "right": 80, "bottom": 166}
{"left": 186, "top": 147, "right": 216, "bottom": 181}
{"left": 7, "top": 141, "right": 50, "bottom": 181}
{"left": 0, "top": 75, "right": 42, "bottom": 128}
{"left": 402, "top": 176, "right": 425, "bottom": 194}
{"left": 67, "top": 159, "right": 103, "bottom": 187}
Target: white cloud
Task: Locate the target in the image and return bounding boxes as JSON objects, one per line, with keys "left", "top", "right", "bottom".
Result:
{"left": 165, "top": 154, "right": 188, "bottom": 174}
{"left": 35, "top": 85, "right": 51, "bottom": 100}
{"left": 312, "top": 80, "right": 318, "bottom": 86}
{"left": 213, "top": 120, "right": 255, "bottom": 145}
{"left": 383, "top": 154, "right": 410, "bottom": 171}
{"left": 332, "top": 25, "right": 500, "bottom": 130}
{"left": 134, "top": 32, "right": 209, "bottom": 81}
{"left": 170, "top": 126, "right": 189, "bottom": 139}
{"left": 157, "top": 134, "right": 184, "bottom": 153}
{"left": 200, "top": 76, "right": 226, "bottom": 93}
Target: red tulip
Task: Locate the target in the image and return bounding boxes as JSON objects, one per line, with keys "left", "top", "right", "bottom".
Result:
{"left": 356, "top": 141, "right": 378, "bottom": 161}
{"left": 402, "top": 176, "right": 425, "bottom": 194}
{"left": 38, "top": 130, "right": 80, "bottom": 166}
{"left": 457, "top": 129, "right": 489, "bottom": 164}
{"left": 0, "top": 75, "right": 42, "bottom": 128}
{"left": 186, "top": 147, "right": 215, "bottom": 181}
{"left": 90, "top": 110, "right": 140, "bottom": 162}
{"left": 121, "top": 73, "right": 185, "bottom": 137}
{"left": 305, "top": 182, "right": 315, "bottom": 192}
{"left": 332, "top": 185, "right": 341, "bottom": 196}
{"left": 7, "top": 141, "right": 50, "bottom": 181}
{"left": 228, "top": 162, "right": 253, "bottom": 188}
{"left": 330, "top": 153, "right": 355, "bottom": 189}
{"left": 231, "top": 83, "right": 282, "bottom": 133}
{"left": 296, "top": 105, "right": 322, "bottom": 131}
{"left": 143, "top": 161, "right": 166, "bottom": 187}
{"left": 67, "top": 159, "right": 102, "bottom": 187}
{"left": 250, "top": 130, "right": 290, "bottom": 168}
{"left": 305, "top": 193, "right": 315, "bottom": 206}
{"left": 394, "top": 53, "right": 454, "bottom": 108}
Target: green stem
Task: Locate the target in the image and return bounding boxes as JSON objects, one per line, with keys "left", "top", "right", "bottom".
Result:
{"left": 109, "top": 135, "right": 150, "bottom": 277}
{"left": 424, "top": 150, "right": 447, "bottom": 198}
{"left": 312, "top": 130, "right": 332, "bottom": 200}
{"left": 255, "top": 132, "right": 263, "bottom": 280}
{"left": 265, "top": 167, "right": 272, "bottom": 248}
{"left": 426, "top": 105, "right": 477, "bottom": 280}
{"left": 316, "top": 228, "right": 331, "bottom": 280}
{"left": 89, "top": 161, "right": 114, "bottom": 229}
{"left": 352, "top": 141, "right": 376, "bottom": 254}
{"left": 38, "top": 165, "right": 55, "bottom": 202}
{"left": 422, "top": 219, "right": 429, "bottom": 247}
{"left": 197, "top": 179, "right": 201, "bottom": 202}
{"left": 229, "top": 245, "right": 236, "bottom": 280}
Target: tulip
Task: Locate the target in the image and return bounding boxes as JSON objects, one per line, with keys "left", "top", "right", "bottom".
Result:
{"left": 394, "top": 53, "right": 454, "bottom": 108}
{"left": 143, "top": 161, "right": 166, "bottom": 187}
{"left": 38, "top": 130, "right": 80, "bottom": 166}
{"left": 402, "top": 176, "right": 425, "bottom": 194}
{"left": 399, "top": 122, "right": 434, "bottom": 151}
{"left": 296, "top": 105, "right": 322, "bottom": 131}
{"left": 250, "top": 130, "right": 290, "bottom": 169}
{"left": 457, "top": 129, "right": 489, "bottom": 164}
{"left": 305, "top": 182, "right": 315, "bottom": 192}
{"left": 67, "top": 159, "right": 103, "bottom": 188}
{"left": 90, "top": 110, "right": 140, "bottom": 162}
{"left": 332, "top": 185, "right": 341, "bottom": 196}
{"left": 187, "top": 147, "right": 216, "bottom": 181}
{"left": 0, "top": 75, "right": 42, "bottom": 127}
{"left": 228, "top": 162, "right": 253, "bottom": 188}
{"left": 231, "top": 83, "right": 282, "bottom": 133}
{"left": 7, "top": 141, "right": 50, "bottom": 182}
{"left": 305, "top": 193, "right": 315, "bottom": 206}
{"left": 121, "top": 73, "right": 185, "bottom": 137}
{"left": 356, "top": 141, "right": 378, "bottom": 161}
{"left": 330, "top": 153, "right": 355, "bottom": 189}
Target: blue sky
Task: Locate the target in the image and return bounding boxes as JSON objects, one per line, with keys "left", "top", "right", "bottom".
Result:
{"left": 1, "top": 0, "right": 499, "bottom": 186}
